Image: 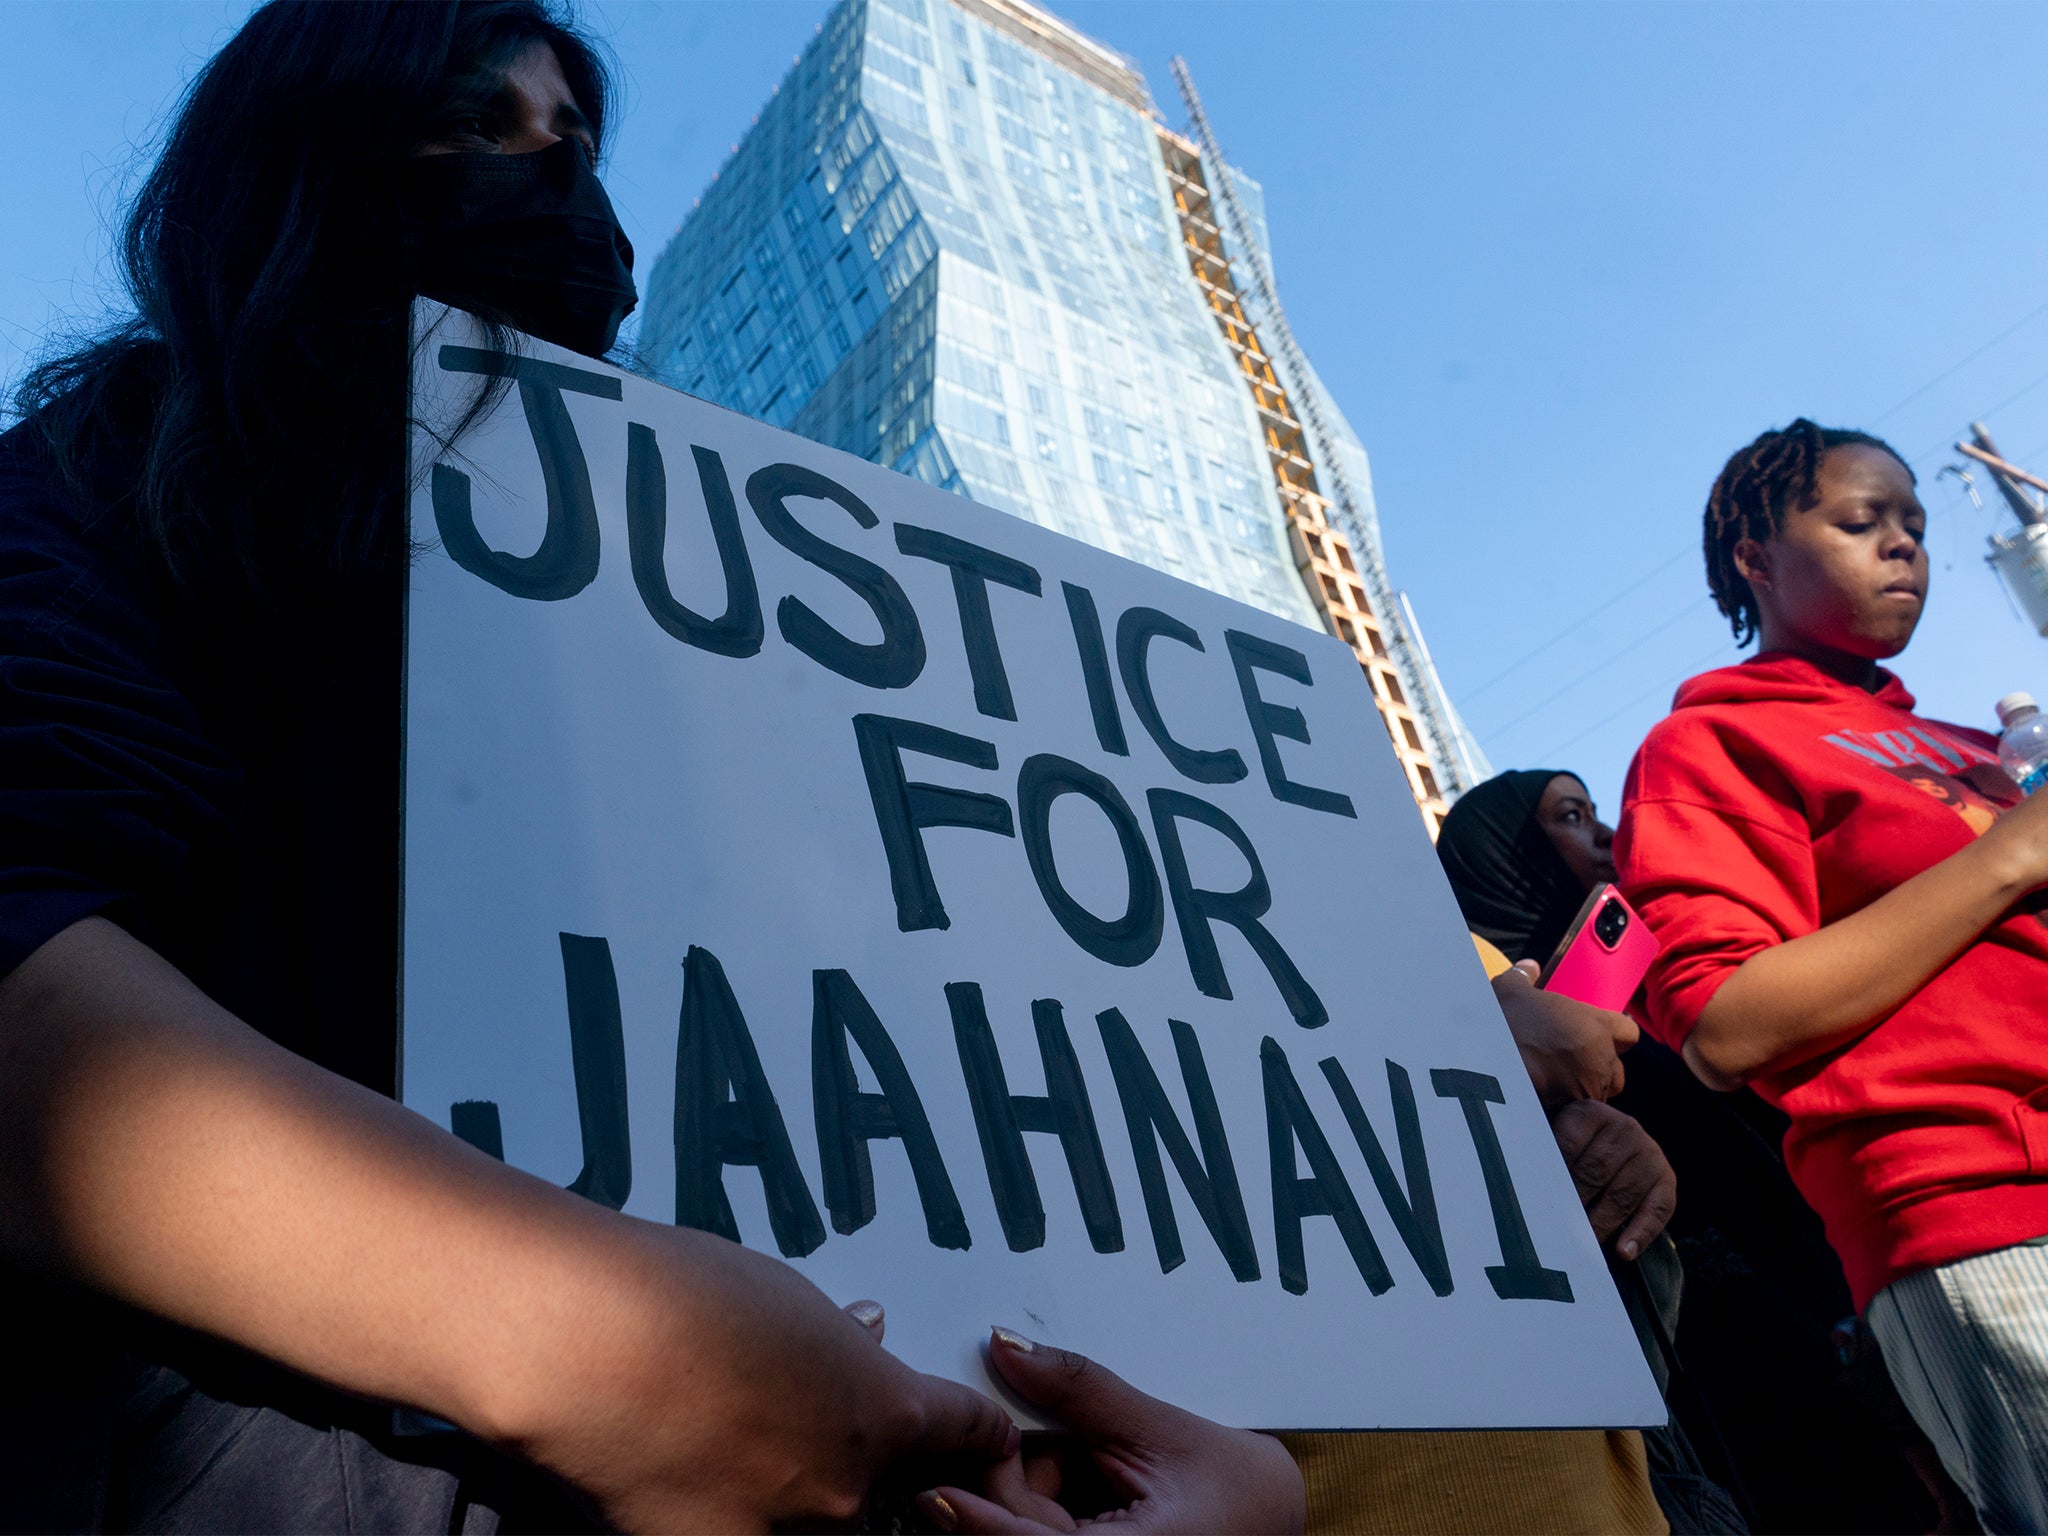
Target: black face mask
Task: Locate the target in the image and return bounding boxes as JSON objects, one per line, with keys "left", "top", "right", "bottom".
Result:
{"left": 399, "top": 136, "right": 637, "bottom": 359}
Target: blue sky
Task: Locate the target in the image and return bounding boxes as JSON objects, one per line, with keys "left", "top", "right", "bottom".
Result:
{"left": 7, "top": 0, "right": 2046, "bottom": 817}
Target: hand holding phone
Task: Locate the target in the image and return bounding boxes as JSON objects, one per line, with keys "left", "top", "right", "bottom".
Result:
{"left": 1492, "top": 964, "right": 1636, "bottom": 1108}
{"left": 1540, "top": 883, "right": 1660, "bottom": 1012}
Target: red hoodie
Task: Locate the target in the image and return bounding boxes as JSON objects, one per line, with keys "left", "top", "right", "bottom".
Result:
{"left": 1617, "top": 652, "right": 2048, "bottom": 1311}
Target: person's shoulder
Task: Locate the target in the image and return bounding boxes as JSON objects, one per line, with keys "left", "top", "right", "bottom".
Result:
{"left": 0, "top": 417, "right": 61, "bottom": 508}
{"left": 1629, "top": 704, "right": 1746, "bottom": 784}
{"left": 0, "top": 415, "right": 170, "bottom": 661}
{"left": 0, "top": 415, "right": 117, "bottom": 554}
{"left": 0, "top": 417, "right": 102, "bottom": 582}
{"left": 1625, "top": 694, "right": 1805, "bottom": 820}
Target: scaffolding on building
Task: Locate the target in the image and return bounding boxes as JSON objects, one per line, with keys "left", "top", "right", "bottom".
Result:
{"left": 1163, "top": 57, "right": 1479, "bottom": 829}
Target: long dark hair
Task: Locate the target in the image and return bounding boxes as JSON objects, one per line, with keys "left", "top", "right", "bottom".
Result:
{"left": 12, "top": 0, "right": 612, "bottom": 615}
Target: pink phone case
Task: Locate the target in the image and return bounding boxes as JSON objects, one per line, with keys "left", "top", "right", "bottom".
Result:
{"left": 1538, "top": 883, "right": 1660, "bottom": 1012}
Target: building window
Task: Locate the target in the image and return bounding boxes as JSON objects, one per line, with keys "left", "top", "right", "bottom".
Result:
{"left": 1383, "top": 671, "right": 1406, "bottom": 705}
{"left": 1402, "top": 717, "right": 1423, "bottom": 751}
{"left": 1417, "top": 765, "right": 1439, "bottom": 800}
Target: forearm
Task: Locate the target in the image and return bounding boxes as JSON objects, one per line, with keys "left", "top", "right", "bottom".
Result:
{"left": 1686, "top": 834, "right": 2038, "bottom": 1088}
{"left": 0, "top": 916, "right": 676, "bottom": 1444}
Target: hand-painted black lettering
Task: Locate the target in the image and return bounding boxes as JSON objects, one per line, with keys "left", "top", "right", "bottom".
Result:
{"left": 812, "top": 968, "right": 971, "bottom": 1249}
{"left": 1146, "top": 788, "right": 1328, "bottom": 1028}
{"left": 1017, "top": 754, "right": 1163, "bottom": 967}
{"left": 894, "top": 523, "right": 1042, "bottom": 720}
{"left": 1261, "top": 1037, "right": 1391, "bottom": 1297}
{"left": 674, "top": 945, "right": 826, "bottom": 1257}
{"left": 1096, "top": 1009, "right": 1258, "bottom": 1281}
{"left": 1320, "top": 1057, "right": 1453, "bottom": 1296}
{"left": 1224, "top": 630, "right": 1357, "bottom": 818}
{"left": 1115, "top": 607, "right": 1247, "bottom": 784}
{"left": 746, "top": 463, "right": 925, "bottom": 688}
{"left": 559, "top": 933, "right": 632, "bottom": 1210}
{"left": 852, "top": 714, "right": 1014, "bottom": 932}
{"left": 1062, "top": 583, "right": 1129, "bottom": 756}
{"left": 1028, "top": 998, "right": 1124, "bottom": 1254}
{"left": 948, "top": 984, "right": 1123, "bottom": 1255}
{"left": 438, "top": 345, "right": 625, "bottom": 398}
{"left": 450, "top": 1100, "right": 505, "bottom": 1160}
{"left": 1431, "top": 1068, "right": 1574, "bottom": 1303}
{"left": 432, "top": 346, "right": 619, "bottom": 600}
{"left": 625, "top": 428, "right": 763, "bottom": 657}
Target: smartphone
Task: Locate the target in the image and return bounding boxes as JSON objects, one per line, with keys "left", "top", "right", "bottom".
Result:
{"left": 1538, "top": 883, "right": 1660, "bottom": 1011}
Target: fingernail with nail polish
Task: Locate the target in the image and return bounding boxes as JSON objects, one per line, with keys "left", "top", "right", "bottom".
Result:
{"left": 991, "top": 1326, "right": 1035, "bottom": 1353}
{"left": 918, "top": 1490, "right": 959, "bottom": 1532}
{"left": 848, "top": 1299, "right": 884, "bottom": 1328}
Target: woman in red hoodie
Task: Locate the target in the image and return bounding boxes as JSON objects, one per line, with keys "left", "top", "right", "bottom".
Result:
{"left": 1616, "top": 419, "right": 2048, "bottom": 1532}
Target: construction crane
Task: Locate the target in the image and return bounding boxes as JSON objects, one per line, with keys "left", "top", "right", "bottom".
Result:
{"left": 1168, "top": 56, "right": 1476, "bottom": 796}
{"left": 1955, "top": 423, "right": 2048, "bottom": 636}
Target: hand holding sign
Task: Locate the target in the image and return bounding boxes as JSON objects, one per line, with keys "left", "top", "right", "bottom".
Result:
{"left": 499, "top": 1219, "right": 1016, "bottom": 1532}
{"left": 1547, "top": 1100, "right": 1677, "bottom": 1264}
{"left": 1491, "top": 961, "right": 1637, "bottom": 1110}
{"left": 920, "top": 1329, "right": 1304, "bottom": 1535}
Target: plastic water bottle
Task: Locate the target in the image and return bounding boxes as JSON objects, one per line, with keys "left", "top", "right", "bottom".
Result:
{"left": 1997, "top": 693, "right": 2048, "bottom": 796}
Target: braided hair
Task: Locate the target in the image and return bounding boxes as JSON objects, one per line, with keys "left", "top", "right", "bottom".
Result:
{"left": 1703, "top": 418, "right": 1912, "bottom": 644}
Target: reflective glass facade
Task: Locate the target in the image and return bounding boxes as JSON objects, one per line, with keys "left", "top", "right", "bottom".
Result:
{"left": 640, "top": 0, "right": 1318, "bottom": 627}
{"left": 638, "top": 0, "right": 1489, "bottom": 824}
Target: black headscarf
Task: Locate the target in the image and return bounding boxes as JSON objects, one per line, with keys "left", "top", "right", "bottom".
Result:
{"left": 1435, "top": 769, "right": 1589, "bottom": 965}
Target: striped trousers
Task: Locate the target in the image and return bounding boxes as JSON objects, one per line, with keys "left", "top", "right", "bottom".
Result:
{"left": 1868, "top": 1239, "right": 2048, "bottom": 1535}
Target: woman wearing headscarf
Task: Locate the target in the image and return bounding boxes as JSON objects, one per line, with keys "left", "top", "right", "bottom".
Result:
{"left": 1439, "top": 771, "right": 1949, "bottom": 1534}
{"left": 1437, "top": 769, "right": 1607, "bottom": 967}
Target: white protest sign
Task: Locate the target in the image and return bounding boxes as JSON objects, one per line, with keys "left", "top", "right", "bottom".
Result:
{"left": 402, "top": 304, "right": 1663, "bottom": 1429}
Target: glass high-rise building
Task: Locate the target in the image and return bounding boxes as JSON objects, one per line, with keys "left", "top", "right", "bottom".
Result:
{"left": 639, "top": 0, "right": 1484, "bottom": 828}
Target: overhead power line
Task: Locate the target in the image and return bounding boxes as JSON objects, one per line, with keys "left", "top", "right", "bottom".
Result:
{"left": 1531, "top": 638, "right": 1740, "bottom": 766}
{"left": 1459, "top": 546, "right": 1696, "bottom": 703}
{"left": 1868, "top": 297, "right": 2048, "bottom": 429}
{"left": 1479, "top": 596, "right": 1713, "bottom": 740}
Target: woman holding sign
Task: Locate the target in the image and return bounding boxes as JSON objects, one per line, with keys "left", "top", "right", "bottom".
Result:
{"left": 0, "top": 4, "right": 1030, "bottom": 1528}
